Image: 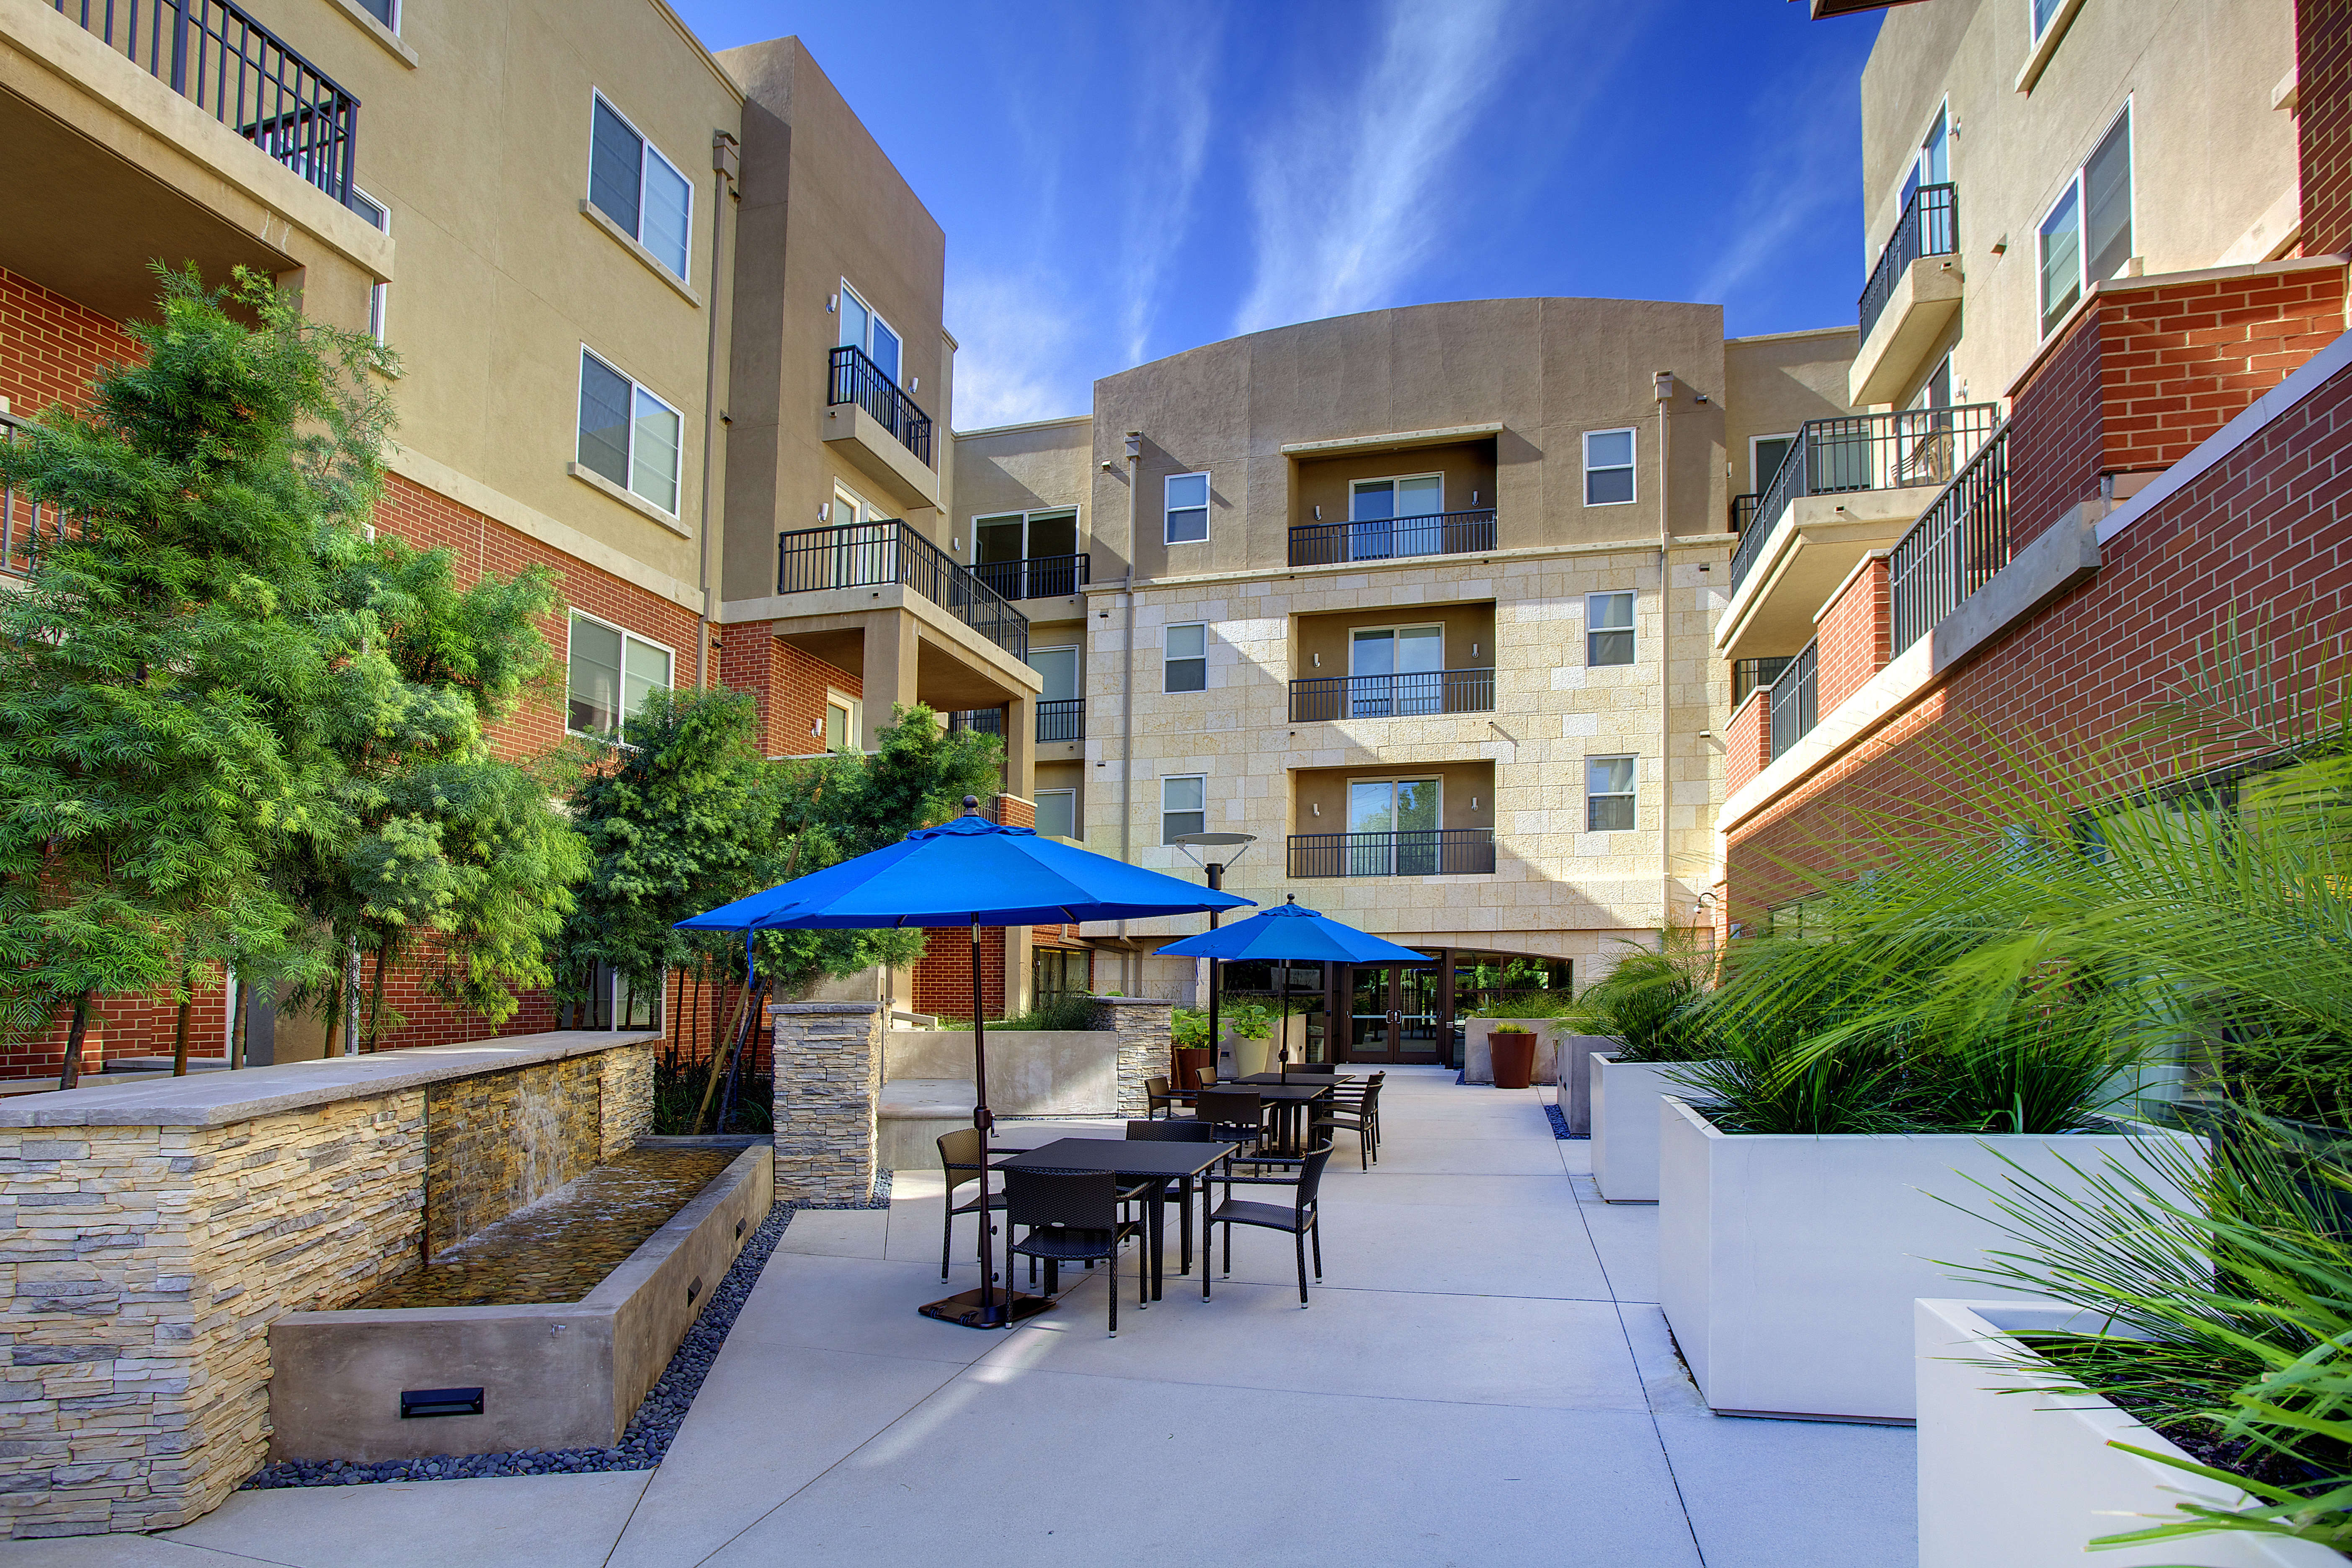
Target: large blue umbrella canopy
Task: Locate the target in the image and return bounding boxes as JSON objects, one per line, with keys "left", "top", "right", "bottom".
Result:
{"left": 674, "top": 804, "right": 1253, "bottom": 1330}
{"left": 1155, "top": 897, "right": 1432, "bottom": 965}
{"left": 676, "top": 812, "right": 1255, "bottom": 932}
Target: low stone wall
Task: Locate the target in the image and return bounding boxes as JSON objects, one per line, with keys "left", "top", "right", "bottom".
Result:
{"left": 1091, "top": 996, "right": 1173, "bottom": 1119}
{"left": 0, "top": 1031, "right": 658, "bottom": 1538}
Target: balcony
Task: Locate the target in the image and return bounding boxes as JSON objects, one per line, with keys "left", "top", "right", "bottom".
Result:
{"left": 777, "top": 520, "right": 1027, "bottom": 660}
{"left": 1287, "top": 830, "right": 1496, "bottom": 879}
{"left": 52, "top": 0, "right": 362, "bottom": 208}
{"left": 823, "top": 345, "right": 939, "bottom": 512}
{"left": 1289, "top": 669, "right": 1494, "bottom": 723}
{"left": 972, "top": 553, "right": 1089, "bottom": 602}
{"left": 1852, "top": 183, "right": 1962, "bottom": 407}
{"left": 1730, "top": 493, "right": 1761, "bottom": 535}
{"left": 1766, "top": 642, "right": 1818, "bottom": 763}
{"left": 1717, "top": 404, "right": 1997, "bottom": 665}
{"left": 1287, "top": 509, "right": 1496, "bottom": 568}
{"left": 1890, "top": 423, "right": 2011, "bottom": 655}
{"left": 1037, "top": 698, "right": 1083, "bottom": 743}
{"left": 1731, "top": 656, "right": 1792, "bottom": 713}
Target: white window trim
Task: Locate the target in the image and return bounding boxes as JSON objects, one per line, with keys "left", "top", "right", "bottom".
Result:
{"left": 2035, "top": 100, "right": 2134, "bottom": 340}
{"left": 1346, "top": 472, "right": 1445, "bottom": 521}
{"left": 350, "top": 186, "right": 390, "bottom": 345}
{"left": 1163, "top": 622, "right": 1209, "bottom": 692}
{"left": 1160, "top": 774, "right": 1207, "bottom": 845}
{"left": 1164, "top": 471, "right": 1211, "bottom": 544}
{"left": 576, "top": 346, "right": 684, "bottom": 518}
{"left": 565, "top": 607, "right": 676, "bottom": 743}
{"left": 1748, "top": 432, "right": 1797, "bottom": 492}
{"left": 838, "top": 280, "right": 902, "bottom": 383}
{"left": 1029, "top": 644, "right": 1083, "bottom": 704}
{"left": 1585, "top": 591, "right": 1637, "bottom": 668}
{"left": 827, "top": 483, "right": 873, "bottom": 526}
{"left": 1585, "top": 753, "right": 1638, "bottom": 832}
{"left": 1582, "top": 428, "right": 1637, "bottom": 507}
{"left": 588, "top": 90, "right": 693, "bottom": 283}
{"left": 819, "top": 689, "right": 862, "bottom": 753}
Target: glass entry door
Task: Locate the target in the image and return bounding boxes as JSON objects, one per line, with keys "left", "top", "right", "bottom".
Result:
{"left": 1345, "top": 958, "right": 1442, "bottom": 1063}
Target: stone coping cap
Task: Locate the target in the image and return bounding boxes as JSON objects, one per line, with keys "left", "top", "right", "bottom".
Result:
{"left": 0, "top": 1030, "right": 663, "bottom": 1129}
{"left": 766, "top": 1001, "right": 884, "bottom": 1014}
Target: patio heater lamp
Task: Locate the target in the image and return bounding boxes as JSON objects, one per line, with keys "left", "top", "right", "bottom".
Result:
{"left": 1174, "top": 832, "right": 1256, "bottom": 1083}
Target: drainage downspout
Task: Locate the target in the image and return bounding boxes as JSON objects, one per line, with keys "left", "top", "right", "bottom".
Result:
{"left": 1652, "top": 371, "right": 1674, "bottom": 936}
{"left": 695, "top": 131, "right": 740, "bottom": 688}
{"left": 1118, "top": 430, "right": 1140, "bottom": 991}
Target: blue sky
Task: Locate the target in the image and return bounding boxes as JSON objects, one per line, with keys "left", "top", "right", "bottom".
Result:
{"left": 670, "top": 0, "right": 1885, "bottom": 430}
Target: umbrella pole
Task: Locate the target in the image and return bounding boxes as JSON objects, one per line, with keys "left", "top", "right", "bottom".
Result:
{"left": 970, "top": 913, "right": 998, "bottom": 1324}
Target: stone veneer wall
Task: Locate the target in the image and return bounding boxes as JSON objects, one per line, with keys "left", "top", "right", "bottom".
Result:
{"left": 422, "top": 1057, "right": 602, "bottom": 1257}
{"left": 769, "top": 1003, "right": 884, "bottom": 1204}
{"left": 0, "top": 1034, "right": 656, "bottom": 1537}
{"left": 1089, "top": 996, "right": 1175, "bottom": 1118}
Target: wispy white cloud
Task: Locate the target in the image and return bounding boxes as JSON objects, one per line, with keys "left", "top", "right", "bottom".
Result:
{"left": 1691, "top": 57, "right": 1859, "bottom": 320}
{"left": 1231, "top": 0, "right": 1515, "bottom": 336}
{"left": 946, "top": 272, "right": 1084, "bottom": 430}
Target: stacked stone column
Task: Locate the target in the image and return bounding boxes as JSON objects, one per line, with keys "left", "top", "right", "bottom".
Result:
{"left": 1088, "top": 995, "right": 1175, "bottom": 1118}
{"left": 768, "top": 1003, "right": 884, "bottom": 1203}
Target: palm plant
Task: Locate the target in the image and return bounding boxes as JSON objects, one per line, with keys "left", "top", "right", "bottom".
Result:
{"left": 1570, "top": 928, "right": 1721, "bottom": 1064}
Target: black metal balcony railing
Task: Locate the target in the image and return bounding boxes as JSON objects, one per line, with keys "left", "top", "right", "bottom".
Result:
{"left": 54, "top": 0, "right": 361, "bottom": 207}
{"left": 1731, "top": 402, "right": 1999, "bottom": 593}
{"left": 972, "top": 552, "right": 1090, "bottom": 601}
{"left": 778, "top": 520, "right": 1028, "bottom": 660}
{"left": 1036, "top": 698, "right": 1083, "bottom": 743}
{"left": 1731, "top": 656, "right": 1794, "bottom": 713}
{"left": 1287, "top": 509, "right": 1496, "bottom": 567}
{"left": 1288, "top": 669, "right": 1495, "bottom": 723}
{"left": 1859, "top": 183, "right": 1960, "bottom": 343}
{"left": 945, "top": 709, "right": 1002, "bottom": 737}
{"left": 1890, "top": 422, "right": 2012, "bottom": 655}
{"left": 1767, "top": 642, "right": 1818, "bottom": 763}
{"left": 1730, "top": 493, "right": 1761, "bottom": 534}
{"left": 1287, "top": 829, "right": 1496, "bottom": 879}
{"left": 827, "top": 343, "right": 934, "bottom": 467}
{"left": 0, "top": 413, "right": 69, "bottom": 576}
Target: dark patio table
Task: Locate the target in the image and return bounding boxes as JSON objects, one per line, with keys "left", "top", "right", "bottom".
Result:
{"left": 995, "top": 1137, "right": 1235, "bottom": 1304}
{"left": 1214, "top": 1081, "right": 1331, "bottom": 1155}
{"left": 1226, "top": 1072, "right": 1365, "bottom": 1085}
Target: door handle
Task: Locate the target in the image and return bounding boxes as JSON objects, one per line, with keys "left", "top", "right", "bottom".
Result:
{"left": 1387, "top": 1009, "right": 1402, "bottom": 1023}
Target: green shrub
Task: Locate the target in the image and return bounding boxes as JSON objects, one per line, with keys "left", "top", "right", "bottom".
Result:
{"left": 985, "top": 993, "right": 1100, "bottom": 1032}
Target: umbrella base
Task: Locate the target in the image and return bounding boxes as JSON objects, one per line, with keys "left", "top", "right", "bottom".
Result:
{"left": 918, "top": 1287, "right": 1054, "bottom": 1329}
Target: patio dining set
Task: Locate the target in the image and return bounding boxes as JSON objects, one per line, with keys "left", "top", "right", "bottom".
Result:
{"left": 936, "top": 1068, "right": 1388, "bottom": 1333}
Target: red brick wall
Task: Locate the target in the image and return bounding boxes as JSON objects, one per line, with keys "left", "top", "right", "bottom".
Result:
{"left": 995, "top": 793, "right": 1035, "bottom": 828}
{"left": 911, "top": 928, "right": 1007, "bottom": 1021}
{"left": 1726, "top": 347, "right": 2352, "bottom": 921}
{"left": 0, "top": 267, "right": 141, "bottom": 419}
{"left": 1725, "top": 689, "right": 1773, "bottom": 799}
{"left": 1814, "top": 557, "right": 1891, "bottom": 714}
{"left": 2302, "top": 0, "right": 2352, "bottom": 257}
{"left": 2009, "top": 268, "right": 2350, "bottom": 547}
{"left": 718, "top": 624, "right": 862, "bottom": 757}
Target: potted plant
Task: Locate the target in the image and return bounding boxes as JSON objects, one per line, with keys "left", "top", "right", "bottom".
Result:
{"left": 1576, "top": 929, "right": 1720, "bottom": 1200}
{"left": 1488, "top": 1025, "right": 1539, "bottom": 1089}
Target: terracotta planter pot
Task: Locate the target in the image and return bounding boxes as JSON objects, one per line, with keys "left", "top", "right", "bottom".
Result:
{"left": 1490, "top": 1031, "right": 1538, "bottom": 1089}
{"left": 1174, "top": 1047, "right": 1213, "bottom": 1091}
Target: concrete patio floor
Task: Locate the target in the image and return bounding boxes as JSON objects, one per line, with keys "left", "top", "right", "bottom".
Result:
{"left": 13, "top": 1068, "right": 1916, "bottom": 1567}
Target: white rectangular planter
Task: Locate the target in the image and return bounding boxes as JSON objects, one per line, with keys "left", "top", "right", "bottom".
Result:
{"left": 1589, "top": 1054, "right": 1699, "bottom": 1202}
{"left": 1658, "top": 1095, "right": 2199, "bottom": 1422}
{"left": 1918, "top": 1298, "right": 2342, "bottom": 1568}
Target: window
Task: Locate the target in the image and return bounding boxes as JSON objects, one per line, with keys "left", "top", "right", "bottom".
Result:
{"left": 1583, "top": 429, "right": 1635, "bottom": 506}
{"left": 352, "top": 0, "right": 396, "bottom": 25}
{"left": 1750, "top": 433, "right": 1795, "bottom": 493}
{"left": 823, "top": 691, "right": 859, "bottom": 752}
{"left": 2038, "top": 106, "right": 2133, "bottom": 338}
{"left": 1034, "top": 946, "right": 1088, "bottom": 999}
{"left": 837, "top": 281, "right": 902, "bottom": 383}
{"left": 560, "top": 961, "right": 662, "bottom": 1032}
{"left": 1031, "top": 646, "right": 1080, "bottom": 702}
{"left": 973, "top": 507, "right": 1081, "bottom": 597}
{"left": 348, "top": 187, "right": 389, "bottom": 344}
{"left": 1349, "top": 624, "right": 1442, "bottom": 716}
{"left": 1586, "top": 592, "right": 1635, "bottom": 667}
{"left": 566, "top": 611, "right": 672, "bottom": 739}
{"left": 1165, "top": 472, "right": 1210, "bottom": 543}
{"left": 2031, "top": 0, "right": 2067, "bottom": 41}
{"left": 1164, "top": 623, "right": 1207, "bottom": 692}
{"left": 1347, "top": 777, "right": 1441, "bottom": 875}
{"left": 1035, "top": 789, "right": 1078, "bottom": 840}
{"left": 1586, "top": 755, "right": 1637, "bottom": 832}
{"left": 587, "top": 94, "right": 691, "bottom": 280}
{"left": 577, "top": 349, "right": 683, "bottom": 514}
{"left": 1161, "top": 776, "right": 1205, "bottom": 843}
{"left": 1901, "top": 101, "right": 1950, "bottom": 215}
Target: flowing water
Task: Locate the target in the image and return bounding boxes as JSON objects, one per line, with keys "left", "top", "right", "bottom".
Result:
{"left": 353, "top": 1149, "right": 739, "bottom": 1310}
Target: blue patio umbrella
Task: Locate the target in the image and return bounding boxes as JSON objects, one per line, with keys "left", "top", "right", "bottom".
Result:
{"left": 676, "top": 798, "right": 1253, "bottom": 1328}
{"left": 1157, "top": 897, "right": 1433, "bottom": 1071}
